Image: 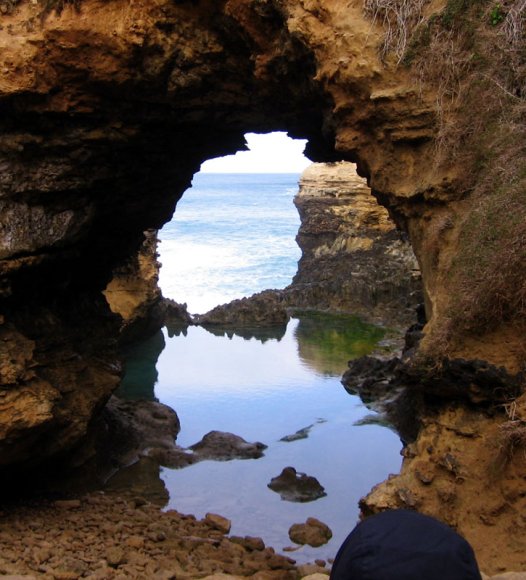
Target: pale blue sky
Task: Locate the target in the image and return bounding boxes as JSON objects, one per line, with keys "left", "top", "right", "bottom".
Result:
{"left": 200, "top": 132, "right": 311, "bottom": 173}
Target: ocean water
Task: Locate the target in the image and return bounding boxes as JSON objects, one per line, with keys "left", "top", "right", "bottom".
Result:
{"left": 115, "top": 172, "right": 403, "bottom": 564}
{"left": 159, "top": 173, "right": 302, "bottom": 314}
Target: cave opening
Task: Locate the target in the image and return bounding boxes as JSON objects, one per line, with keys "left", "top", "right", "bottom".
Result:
{"left": 110, "top": 131, "right": 419, "bottom": 562}
{"left": 158, "top": 131, "right": 310, "bottom": 315}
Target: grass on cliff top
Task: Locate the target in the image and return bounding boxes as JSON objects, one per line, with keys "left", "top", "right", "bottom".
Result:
{"left": 365, "top": 0, "right": 526, "bottom": 345}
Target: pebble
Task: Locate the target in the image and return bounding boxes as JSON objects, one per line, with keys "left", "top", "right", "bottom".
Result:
{"left": 204, "top": 512, "right": 232, "bottom": 534}
{"left": 0, "top": 493, "right": 304, "bottom": 578}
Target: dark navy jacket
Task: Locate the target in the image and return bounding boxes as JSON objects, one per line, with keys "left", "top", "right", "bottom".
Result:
{"left": 330, "top": 510, "right": 482, "bottom": 580}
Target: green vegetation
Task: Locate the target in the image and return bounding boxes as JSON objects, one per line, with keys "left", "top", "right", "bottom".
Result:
{"left": 489, "top": 3, "right": 505, "bottom": 25}
{"left": 364, "top": 0, "right": 526, "bottom": 350}
{"left": 441, "top": 0, "right": 483, "bottom": 29}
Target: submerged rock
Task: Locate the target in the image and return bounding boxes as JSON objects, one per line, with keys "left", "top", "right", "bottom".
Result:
{"left": 279, "top": 419, "right": 326, "bottom": 442}
{"left": 288, "top": 517, "right": 332, "bottom": 547}
{"left": 189, "top": 431, "right": 267, "bottom": 461}
{"left": 280, "top": 425, "right": 313, "bottom": 442}
{"left": 268, "top": 467, "right": 326, "bottom": 502}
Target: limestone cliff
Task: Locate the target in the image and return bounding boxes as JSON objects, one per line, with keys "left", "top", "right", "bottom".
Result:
{"left": 288, "top": 162, "right": 421, "bottom": 325}
{"left": 0, "top": 0, "right": 524, "bottom": 563}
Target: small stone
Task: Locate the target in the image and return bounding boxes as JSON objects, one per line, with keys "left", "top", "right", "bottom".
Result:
{"left": 204, "top": 513, "right": 231, "bottom": 534}
{"left": 54, "top": 500, "right": 81, "bottom": 510}
{"left": 132, "top": 497, "right": 147, "bottom": 508}
{"left": 289, "top": 518, "right": 332, "bottom": 547}
{"left": 106, "top": 547, "right": 125, "bottom": 568}
{"left": 125, "top": 535, "right": 145, "bottom": 549}
{"left": 0, "top": 576, "right": 38, "bottom": 580}
{"left": 297, "top": 564, "right": 330, "bottom": 577}
{"left": 230, "top": 536, "right": 265, "bottom": 551}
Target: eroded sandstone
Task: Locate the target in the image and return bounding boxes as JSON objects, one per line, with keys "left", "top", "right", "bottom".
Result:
{"left": 0, "top": 0, "right": 524, "bottom": 572}
{"left": 288, "top": 162, "right": 421, "bottom": 325}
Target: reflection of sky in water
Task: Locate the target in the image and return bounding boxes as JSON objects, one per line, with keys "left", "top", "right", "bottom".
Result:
{"left": 133, "top": 316, "right": 404, "bottom": 564}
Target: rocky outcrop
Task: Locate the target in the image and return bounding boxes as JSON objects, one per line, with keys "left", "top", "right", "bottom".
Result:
{"left": 268, "top": 467, "right": 327, "bottom": 503}
{"left": 196, "top": 162, "right": 421, "bottom": 328}
{"left": 0, "top": 0, "right": 524, "bottom": 567}
{"left": 360, "top": 396, "right": 526, "bottom": 576}
{"left": 288, "top": 162, "right": 421, "bottom": 325}
{"left": 195, "top": 290, "right": 289, "bottom": 328}
{"left": 104, "top": 230, "right": 166, "bottom": 344}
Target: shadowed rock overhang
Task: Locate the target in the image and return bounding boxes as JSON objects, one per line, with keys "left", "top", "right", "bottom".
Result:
{"left": 0, "top": 0, "right": 524, "bottom": 469}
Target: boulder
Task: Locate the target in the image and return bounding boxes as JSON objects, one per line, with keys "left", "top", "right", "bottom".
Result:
{"left": 288, "top": 518, "right": 333, "bottom": 547}
{"left": 190, "top": 431, "right": 267, "bottom": 461}
{"left": 268, "top": 467, "right": 326, "bottom": 502}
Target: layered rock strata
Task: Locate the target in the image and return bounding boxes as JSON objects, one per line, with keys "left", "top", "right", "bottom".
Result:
{"left": 289, "top": 162, "right": 421, "bottom": 325}
{"left": 0, "top": 0, "right": 524, "bottom": 569}
{"left": 197, "top": 162, "right": 422, "bottom": 328}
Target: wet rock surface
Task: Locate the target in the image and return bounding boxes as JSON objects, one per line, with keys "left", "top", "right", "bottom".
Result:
{"left": 0, "top": 492, "right": 300, "bottom": 579}
{"left": 189, "top": 431, "right": 267, "bottom": 461}
{"left": 268, "top": 468, "right": 326, "bottom": 503}
{"left": 288, "top": 518, "right": 333, "bottom": 548}
{"left": 98, "top": 399, "right": 267, "bottom": 475}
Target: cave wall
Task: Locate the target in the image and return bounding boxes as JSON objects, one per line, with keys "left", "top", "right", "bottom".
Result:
{"left": 0, "top": 0, "right": 524, "bottom": 468}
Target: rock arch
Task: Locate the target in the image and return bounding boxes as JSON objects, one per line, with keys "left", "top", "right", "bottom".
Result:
{"left": 0, "top": 0, "right": 524, "bottom": 469}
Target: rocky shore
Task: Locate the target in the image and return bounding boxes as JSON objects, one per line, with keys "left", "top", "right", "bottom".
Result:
{"left": 0, "top": 488, "right": 522, "bottom": 579}
{"left": 0, "top": 492, "right": 330, "bottom": 579}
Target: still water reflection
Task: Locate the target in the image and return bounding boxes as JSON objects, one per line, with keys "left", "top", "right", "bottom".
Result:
{"left": 116, "top": 313, "right": 402, "bottom": 563}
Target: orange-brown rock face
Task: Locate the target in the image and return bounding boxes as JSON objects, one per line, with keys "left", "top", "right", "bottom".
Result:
{"left": 361, "top": 399, "right": 526, "bottom": 575}
{"left": 0, "top": 0, "right": 524, "bottom": 514}
{"left": 290, "top": 162, "right": 421, "bottom": 325}
{"left": 104, "top": 229, "right": 165, "bottom": 344}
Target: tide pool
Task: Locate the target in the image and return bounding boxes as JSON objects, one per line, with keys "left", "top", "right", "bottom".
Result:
{"left": 115, "top": 313, "right": 402, "bottom": 564}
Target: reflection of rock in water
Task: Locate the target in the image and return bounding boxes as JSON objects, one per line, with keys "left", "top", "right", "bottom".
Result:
{"left": 268, "top": 467, "right": 326, "bottom": 502}
{"left": 200, "top": 324, "right": 287, "bottom": 343}
{"left": 342, "top": 355, "right": 421, "bottom": 444}
{"left": 293, "top": 311, "right": 385, "bottom": 376}
{"left": 116, "top": 330, "right": 165, "bottom": 400}
{"left": 105, "top": 456, "right": 169, "bottom": 505}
